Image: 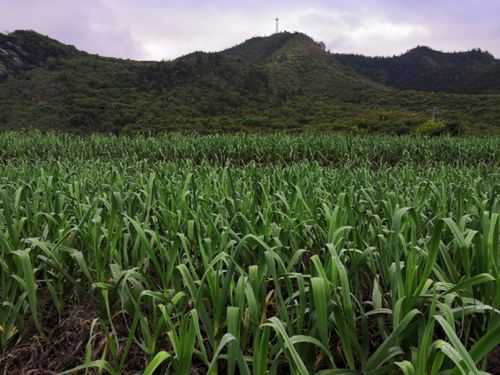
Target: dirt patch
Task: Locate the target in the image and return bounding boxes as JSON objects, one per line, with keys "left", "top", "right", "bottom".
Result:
{"left": 0, "top": 295, "right": 147, "bottom": 374}
{"left": 0, "top": 297, "right": 97, "bottom": 374}
{"left": 488, "top": 345, "right": 500, "bottom": 375}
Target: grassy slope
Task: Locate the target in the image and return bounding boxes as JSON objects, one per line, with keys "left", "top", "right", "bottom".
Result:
{"left": 1, "top": 31, "right": 500, "bottom": 134}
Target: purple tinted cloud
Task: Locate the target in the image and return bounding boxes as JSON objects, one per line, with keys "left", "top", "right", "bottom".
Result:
{"left": 0, "top": 0, "right": 498, "bottom": 60}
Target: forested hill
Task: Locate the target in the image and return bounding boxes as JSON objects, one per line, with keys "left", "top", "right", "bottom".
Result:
{"left": 1, "top": 30, "right": 500, "bottom": 135}
{"left": 0, "top": 30, "right": 83, "bottom": 80}
{"left": 336, "top": 47, "right": 500, "bottom": 94}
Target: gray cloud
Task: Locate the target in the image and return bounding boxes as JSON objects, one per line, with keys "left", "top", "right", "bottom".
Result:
{"left": 0, "top": 0, "right": 498, "bottom": 60}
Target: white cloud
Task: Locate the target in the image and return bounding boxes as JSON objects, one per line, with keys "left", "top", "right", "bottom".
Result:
{"left": 288, "top": 8, "right": 430, "bottom": 56}
{"left": 93, "top": 3, "right": 432, "bottom": 60}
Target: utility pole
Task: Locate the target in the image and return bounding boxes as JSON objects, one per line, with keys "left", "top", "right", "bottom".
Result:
{"left": 275, "top": 18, "right": 279, "bottom": 34}
{"left": 432, "top": 107, "right": 439, "bottom": 121}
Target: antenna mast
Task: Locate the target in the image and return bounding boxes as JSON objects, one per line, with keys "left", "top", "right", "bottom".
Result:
{"left": 275, "top": 18, "right": 279, "bottom": 34}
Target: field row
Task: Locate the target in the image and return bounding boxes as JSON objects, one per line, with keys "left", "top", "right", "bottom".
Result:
{"left": 1, "top": 160, "right": 499, "bottom": 373}
{"left": 0, "top": 132, "right": 500, "bottom": 165}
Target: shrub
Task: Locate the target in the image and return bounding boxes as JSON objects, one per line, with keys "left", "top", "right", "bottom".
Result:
{"left": 416, "top": 119, "right": 448, "bottom": 136}
{"left": 241, "top": 116, "right": 268, "bottom": 127}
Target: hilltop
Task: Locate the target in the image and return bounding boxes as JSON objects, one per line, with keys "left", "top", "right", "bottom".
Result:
{"left": 1, "top": 30, "right": 500, "bottom": 134}
{"left": 0, "top": 30, "right": 82, "bottom": 80}
{"left": 336, "top": 47, "right": 500, "bottom": 94}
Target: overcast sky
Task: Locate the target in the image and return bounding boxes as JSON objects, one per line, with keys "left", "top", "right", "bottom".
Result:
{"left": 1, "top": 0, "right": 498, "bottom": 60}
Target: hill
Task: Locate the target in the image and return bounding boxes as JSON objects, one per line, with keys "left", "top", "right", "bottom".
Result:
{"left": 336, "top": 47, "right": 500, "bottom": 94}
{"left": 0, "top": 30, "right": 82, "bottom": 80}
{"left": 1, "top": 30, "right": 500, "bottom": 134}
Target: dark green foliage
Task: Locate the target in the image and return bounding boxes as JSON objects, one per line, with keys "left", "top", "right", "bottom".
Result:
{"left": 0, "top": 30, "right": 81, "bottom": 80}
{"left": 223, "top": 32, "right": 324, "bottom": 64}
{"left": 1, "top": 31, "right": 500, "bottom": 134}
{"left": 336, "top": 46, "right": 500, "bottom": 94}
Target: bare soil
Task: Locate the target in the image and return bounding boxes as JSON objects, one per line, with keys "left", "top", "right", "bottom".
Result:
{"left": 0, "top": 295, "right": 147, "bottom": 374}
{"left": 488, "top": 345, "right": 500, "bottom": 375}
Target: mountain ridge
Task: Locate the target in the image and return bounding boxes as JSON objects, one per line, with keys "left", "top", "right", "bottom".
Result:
{"left": 4, "top": 29, "right": 500, "bottom": 95}
{"left": 1, "top": 30, "right": 500, "bottom": 135}
{"left": 0, "top": 30, "right": 83, "bottom": 80}
{"left": 336, "top": 46, "right": 500, "bottom": 94}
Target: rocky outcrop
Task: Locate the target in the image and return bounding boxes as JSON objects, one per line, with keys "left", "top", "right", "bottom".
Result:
{"left": 0, "top": 30, "right": 80, "bottom": 81}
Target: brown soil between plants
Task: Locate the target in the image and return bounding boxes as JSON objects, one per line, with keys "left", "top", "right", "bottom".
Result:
{"left": 488, "top": 345, "right": 500, "bottom": 375}
{"left": 0, "top": 295, "right": 147, "bottom": 374}
{"left": 1, "top": 294, "right": 499, "bottom": 374}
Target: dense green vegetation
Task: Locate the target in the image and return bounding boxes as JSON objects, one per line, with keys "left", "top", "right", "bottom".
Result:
{"left": 336, "top": 47, "right": 500, "bottom": 94}
{"left": 0, "top": 133, "right": 499, "bottom": 374}
{"left": 0, "top": 30, "right": 81, "bottom": 80}
{"left": 2, "top": 31, "right": 500, "bottom": 134}
{"left": 1, "top": 131, "right": 500, "bottom": 165}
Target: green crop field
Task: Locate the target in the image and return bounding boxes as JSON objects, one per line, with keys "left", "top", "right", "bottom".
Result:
{"left": 0, "top": 132, "right": 499, "bottom": 374}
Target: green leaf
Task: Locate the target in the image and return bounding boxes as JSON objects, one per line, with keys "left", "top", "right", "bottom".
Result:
{"left": 434, "top": 315, "right": 478, "bottom": 374}
{"left": 365, "top": 309, "right": 421, "bottom": 371}
{"left": 143, "top": 351, "right": 170, "bottom": 375}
